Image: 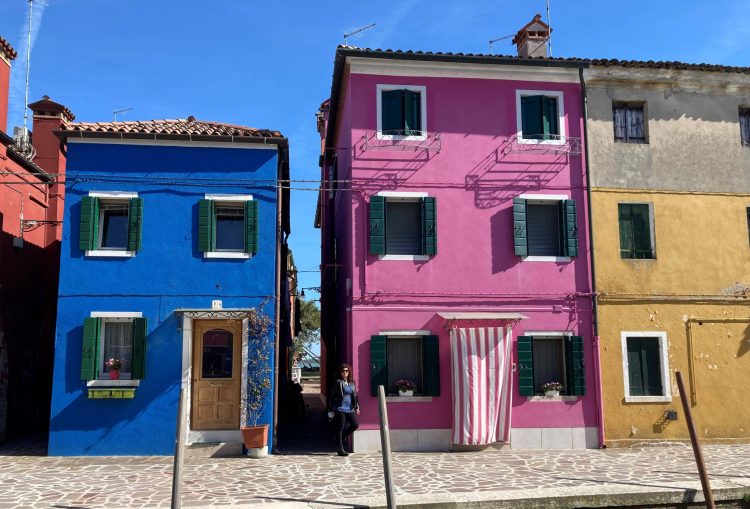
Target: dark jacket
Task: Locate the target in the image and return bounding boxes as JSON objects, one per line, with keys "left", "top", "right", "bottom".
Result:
{"left": 328, "top": 379, "right": 359, "bottom": 412}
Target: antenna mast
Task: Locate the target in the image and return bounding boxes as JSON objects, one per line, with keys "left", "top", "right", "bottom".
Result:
{"left": 343, "top": 23, "right": 375, "bottom": 46}
{"left": 488, "top": 34, "right": 513, "bottom": 55}
{"left": 113, "top": 108, "right": 133, "bottom": 122}
{"left": 23, "top": 0, "right": 33, "bottom": 135}
{"left": 546, "top": 0, "right": 552, "bottom": 57}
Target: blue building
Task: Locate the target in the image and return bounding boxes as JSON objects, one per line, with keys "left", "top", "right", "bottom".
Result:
{"left": 48, "top": 118, "right": 290, "bottom": 455}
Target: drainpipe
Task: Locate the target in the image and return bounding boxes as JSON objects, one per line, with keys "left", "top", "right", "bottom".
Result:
{"left": 579, "top": 67, "right": 606, "bottom": 448}
{"left": 271, "top": 147, "right": 285, "bottom": 452}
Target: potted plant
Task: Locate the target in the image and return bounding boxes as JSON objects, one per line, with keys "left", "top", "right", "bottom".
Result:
{"left": 541, "top": 381, "right": 563, "bottom": 397}
{"left": 395, "top": 379, "right": 418, "bottom": 397}
{"left": 106, "top": 358, "right": 122, "bottom": 380}
{"left": 240, "top": 305, "right": 273, "bottom": 457}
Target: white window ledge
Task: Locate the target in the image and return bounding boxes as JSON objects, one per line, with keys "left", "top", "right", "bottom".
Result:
{"left": 87, "top": 380, "right": 140, "bottom": 387}
{"left": 523, "top": 256, "right": 571, "bottom": 263}
{"left": 204, "top": 252, "right": 251, "bottom": 259}
{"left": 625, "top": 395, "right": 672, "bottom": 403}
{"left": 528, "top": 395, "right": 579, "bottom": 402}
{"left": 385, "top": 396, "right": 433, "bottom": 403}
{"left": 517, "top": 137, "right": 567, "bottom": 146}
{"left": 379, "top": 254, "right": 430, "bottom": 261}
{"left": 85, "top": 250, "right": 136, "bottom": 258}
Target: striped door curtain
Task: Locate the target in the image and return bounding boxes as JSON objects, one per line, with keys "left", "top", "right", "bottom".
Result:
{"left": 450, "top": 327, "right": 513, "bottom": 445}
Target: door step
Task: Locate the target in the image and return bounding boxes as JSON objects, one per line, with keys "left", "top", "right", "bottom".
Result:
{"left": 185, "top": 442, "right": 243, "bottom": 458}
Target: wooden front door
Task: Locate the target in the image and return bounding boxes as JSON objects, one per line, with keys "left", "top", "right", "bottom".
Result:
{"left": 191, "top": 320, "right": 242, "bottom": 430}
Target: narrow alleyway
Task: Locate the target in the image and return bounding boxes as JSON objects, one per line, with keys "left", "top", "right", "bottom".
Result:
{"left": 276, "top": 377, "right": 336, "bottom": 455}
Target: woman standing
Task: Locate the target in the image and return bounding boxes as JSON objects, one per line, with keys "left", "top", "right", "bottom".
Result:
{"left": 328, "top": 363, "right": 360, "bottom": 456}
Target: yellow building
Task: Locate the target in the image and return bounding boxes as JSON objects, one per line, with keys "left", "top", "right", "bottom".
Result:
{"left": 584, "top": 63, "right": 750, "bottom": 446}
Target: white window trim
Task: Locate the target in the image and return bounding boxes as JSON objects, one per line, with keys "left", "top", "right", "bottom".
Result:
{"left": 90, "top": 312, "right": 143, "bottom": 318}
{"left": 92, "top": 313, "right": 142, "bottom": 382}
{"left": 203, "top": 194, "right": 254, "bottom": 259}
{"left": 89, "top": 191, "right": 138, "bottom": 199}
{"left": 386, "top": 396, "right": 433, "bottom": 403}
{"left": 621, "top": 331, "right": 672, "bottom": 403}
{"left": 619, "top": 202, "right": 657, "bottom": 260}
{"left": 85, "top": 249, "right": 136, "bottom": 258}
{"left": 85, "top": 191, "right": 138, "bottom": 257}
{"left": 379, "top": 329, "right": 431, "bottom": 336}
{"left": 515, "top": 89, "right": 566, "bottom": 145}
{"left": 376, "top": 84, "right": 428, "bottom": 141}
{"left": 523, "top": 331, "right": 575, "bottom": 399}
{"left": 518, "top": 194, "right": 571, "bottom": 263}
{"left": 376, "top": 191, "right": 430, "bottom": 261}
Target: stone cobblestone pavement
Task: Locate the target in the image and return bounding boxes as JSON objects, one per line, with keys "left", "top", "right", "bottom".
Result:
{"left": 1, "top": 439, "right": 750, "bottom": 508}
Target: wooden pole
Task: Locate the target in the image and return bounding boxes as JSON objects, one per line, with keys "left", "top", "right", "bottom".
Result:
{"left": 675, "top": 371, "right": 715, "bottom": 509}
{"left": 171, "top": 388, "right": 187, "bottom": 509}
{"left": 377, "top": 385, "right": 397, "bottom": 509}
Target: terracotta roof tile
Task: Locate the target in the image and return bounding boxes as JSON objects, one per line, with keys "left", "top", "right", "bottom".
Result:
{"left": 61, "top": 117, "right": 284, "bottom": 138}
{"left": 0, "top": 36, "right": 17, "bottom": 61}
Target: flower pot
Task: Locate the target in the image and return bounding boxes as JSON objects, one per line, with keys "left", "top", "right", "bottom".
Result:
{"left": 545, "top": 390, "right": 559, "bottom": 397}
{"left": 241, "top": 424, "right": 269, "bottom": 449}
{"left": 109, "top": 370, "right": 120, "bottom": 380}
{"left": 398, "top": 390, "right": 414, "bottom": 397}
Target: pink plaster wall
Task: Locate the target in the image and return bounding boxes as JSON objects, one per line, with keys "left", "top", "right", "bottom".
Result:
{"left": 328, "top": 69, "right": 596, "bottom": 433}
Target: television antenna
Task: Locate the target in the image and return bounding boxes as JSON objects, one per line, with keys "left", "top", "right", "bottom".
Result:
{"left": 113, "top": 108, "right": 133, "bottom": 121}
{"left": 488, "top": 34, "right": 514, "bottom": 55}
{"left": 546, "top": 0, "right": 553, "bottom": 57}
{"left": 17, "top": 0, "right": 48, "bottom": 159}
{"left": 343, "top": 23, "right": 375, "bottom": 46}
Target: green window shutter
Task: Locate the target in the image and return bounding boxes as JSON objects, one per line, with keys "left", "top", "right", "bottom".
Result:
{"left": 198, "top": 199, "right": 215, "bottom": 253}
{"left": 641, "top": 339, "right": 663, "bottom": 396}
{"left": 79, "top": 196, "right": 99, "bottom": 251}
{"left": 542, "top": 96, "right": 559, "bottom": 139}
{"left": 618, "top": 204, "right": 635, "bottom": 258}
{"left": 403, "top": 89, "right": 421, "bottom": 135}
{"left": 370, "top": 335, "right": 387, "bottom": 396}
{"left": 81, "top": 317, "right": 101, "bottom": 381}
{"left": 521, "top": 96, "right": 543, "bottom": 139}
{"left": 627, "top": 338, "right": 645, "bottom": 396}
{"left": 565, "top": 335, "right": 585, "bottom": 396}
{"left": 244, "top": 200, "right": 259, "bottom": 254}
{"left": 517, "top": 335, "right": 534, "bottom": 396}
{"left": 381, "top": 90, "right": 404, "bottom": 135}
{"left": 421, "top": 197, "right": 437, "bottom": 256}
{"left": 369, "top": 196, "right": 386, "bottom": 255}
{"left": 619, "top": 204, "right": 652, "bottom": 259}
{"left": 127, "top": 197, "right": 144, "bottom": 252}
{"left": 513, "top": 198, "right": 528, "bottom": 257}
{"left": 562, "top": 199, "right": 578, "bottom": 257}
{"left": 422, "top": 335, "right": 440, "bottom": 396}
{"left": 131, "top": 317, "right": 147, "bottom": 380}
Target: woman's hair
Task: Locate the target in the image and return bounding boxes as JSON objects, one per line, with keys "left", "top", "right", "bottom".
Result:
{"left": 336, "top": 363, "right": 353, "bottom": 383}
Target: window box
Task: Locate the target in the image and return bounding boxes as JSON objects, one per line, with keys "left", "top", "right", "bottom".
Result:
{"left": 80, "top": 192, "right": 142, "bottom": 257}
{"left": 513, "top": 195, "right": 577, "bottom": 259}
{"left": 87, "top": 388, "right": 136, "bottom": 399}
{"left": 370, "top": 332, "right": 440, "bottom": 397}
{"left": 613, "top": 103, "right": 647, "bottom": 143}
{"left": 369, "top": 193, "right": 436, "bottom": 258}
{"left": 199, "top": 195, "right": 258, "bottom": 259}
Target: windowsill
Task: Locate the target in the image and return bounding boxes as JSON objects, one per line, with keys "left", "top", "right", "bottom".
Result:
{"left": 86, "top": 249, "right": 136, "bottom": 258}
{"left": 621, "top": 257, "right": 656, "bottom": 261}
{"left": 87, "top": 380, "right": 140, "bottom": 387}
{"left": 625, "top": 395, "right": 672, "bottom": 403}
{"left": 527, "top": 395, "right": 578, "bottom": 402}
{"left": 523, "top": 256, "right": 571, "bottom": 262}
{"left": 517, "top": 137, "right": 566, "bottom": 146}
{"left": 204, "top": 252, "right": 252, "bottom": 259}
{"left": 385, "top": 396, "right": 433, "bottom": 403}
{"left": 376, "top": 132, "right": 428, "bottom": 142}
{"left": 614, "top": 139, "right": 649, "bottom": 144}
{"left": 379, "top": 254, "right": 430, "bottom": 261}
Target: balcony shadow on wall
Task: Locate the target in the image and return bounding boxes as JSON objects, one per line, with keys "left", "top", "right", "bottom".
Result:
{"left": 350, "top": 134, "right": 436, "bottom": 191}
{"left": 490, "top": 207, "right": 516, "bottom": 275}
{"left": 465, "top": 140, "right": 569, "bottom": 209}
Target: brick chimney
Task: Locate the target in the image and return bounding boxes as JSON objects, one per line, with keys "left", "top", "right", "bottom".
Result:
{"left": 0, "top": 36, "right": 18, "bottom": 134}
{"left": 28, "top": 95, "right": 74, "bottom": 245}
{"left": 512, "top": 14, "right": 551, "bottom": 58}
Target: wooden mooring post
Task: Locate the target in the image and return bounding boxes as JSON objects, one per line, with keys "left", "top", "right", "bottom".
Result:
{"left": 377, "top": 385, "right": 397, "bottom": 509}
{"left": 675, "top": 371, "right": 715, "bottom": 509}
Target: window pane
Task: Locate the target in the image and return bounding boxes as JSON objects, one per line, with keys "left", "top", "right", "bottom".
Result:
{"left": 202, "top": 329, "right": 233, "bottom": 379}
{"left": 626, "top": 339, "right": 645, "bottom": 396}
{"left": 527, "top": 203, "right": 561, "bottom": 256}
{"left": 403, "top": 90, "right": 422, "bottom": 135}
{"left": 215, "top": 206, "right": 244, "bottom": 251}
{"left": 627, "top": 106, "right": 645, "bottom": 142}
{"left": 542, "top": 96, "right": 559, "bottom": 138}
{"left": 100, "top": 205, "right": 129, "bottom": 249}
{"left": 613, "top": 105, "right": 627, "bottom": 140}
{"left": 740, "top": 110, "right": 750, "bottom": 146}
{"left": 386, "top": 201, "right": 422, "bottom": 255}
{"left": 532, "top": 337, "right": 564, "bottom": 393}
{"left": 103, "top": 321, "right": 133, "bottom": 375}
{"left": 381, "top": 89, "right": 405, "bottom": 135}
{"left": 386, "top": 337, "right": 422, "bottom": 393}
{"left": 521, "top": 95, "right": 544, "bottom": 139}
{"left": 627, "top": 337, "right": 663, "bottom": 397}
{"left": 619, "top": 204, "right": 653, "bottom": 259}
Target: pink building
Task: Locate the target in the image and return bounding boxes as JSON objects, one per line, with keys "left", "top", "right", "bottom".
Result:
{"left": 316, "top": 18, "right": 601, "bottom": 451}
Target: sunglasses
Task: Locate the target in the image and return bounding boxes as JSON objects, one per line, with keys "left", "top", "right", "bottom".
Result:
{"left": 341, "top": 369, "right": 349, "bottom": 372}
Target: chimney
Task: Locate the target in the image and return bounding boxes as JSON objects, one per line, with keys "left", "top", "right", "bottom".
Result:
{"left": 0, "top": 36, "right": 18, "bottom": 134}
{"left": 28, "top": 95, "right": 74, "bottom": 245}
{"left": 512, "top": 14, "right": 551, "bottom": 58}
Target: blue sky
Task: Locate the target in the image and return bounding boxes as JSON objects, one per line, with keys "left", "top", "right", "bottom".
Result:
{"left": 2, "top": 0, "right": 748, "bottom": 302}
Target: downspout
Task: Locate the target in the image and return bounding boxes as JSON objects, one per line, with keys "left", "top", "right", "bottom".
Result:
{"left": 579, "top": 67, "right": 606, "bottom": 448}
{"left": 271, "top": 146, "right": 285, "bottom": 452}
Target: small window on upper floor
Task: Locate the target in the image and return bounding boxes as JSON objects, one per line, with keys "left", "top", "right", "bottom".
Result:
{"left": 369, "top": 194, "right": 436, "bottom": 260}
{"left": 613, "top": 103, "right": 647, "bottom": 143}
{"left": 739, "top": 108, "right": 750, "bottom": 147}
{"left": 513, "top": 197, "right": 578, "bottom": 260}
{"left": 618, "top": 203, "right": 655, "bottom": 259}
{"left": 199, "top": 195, "right": 258, "bottom": 259}
{"left": 377, "top": 85, "right": 426, "bottom": 138}
{"left": 520, "top": 95, "right": 559, "bottom": 140}
{"left": 80, "top": 193, "right": 142, "bottom": 257}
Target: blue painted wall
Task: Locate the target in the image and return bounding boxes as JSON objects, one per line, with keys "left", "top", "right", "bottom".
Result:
{"left": 48, "top": 142, "right": 279, "bottom": 456}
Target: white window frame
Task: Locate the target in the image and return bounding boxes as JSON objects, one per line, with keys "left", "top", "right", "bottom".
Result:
{"left": 522, "top": 330, "right": 578, "bottom": 401}
{"left": 618, "top": 201, "right": 656, "bottom": 260}
{"left": 87, "top": 311, "right": 143, "bottom": 388}
{"left": 519, "top": 193, "right": 571, "bottom": 262}
{"left": 203, "top": 194, "right": 253, "bottom": 259}
{"left": 515, "top": 90, "right": 566, "bottom": 145}
{"left": 85, "top": 191, "right": 138, "bottom": 258}
{"left": 376, "top": 84, "right": 428, "bottom": 142}
{"left": 376, "top": 191, "right": 429, "bottom": 261}
{"left": 621, "top": 331, "right": 672, "bottom": 403}
{"left": 380, "top": 329, "right": 430, "bottom": 399}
